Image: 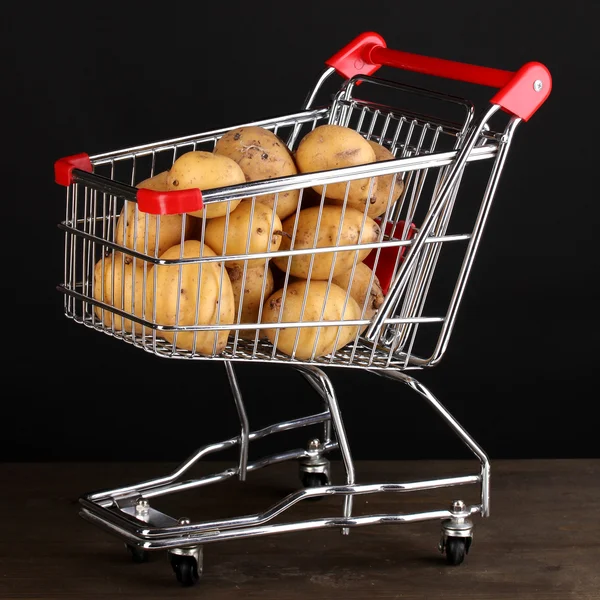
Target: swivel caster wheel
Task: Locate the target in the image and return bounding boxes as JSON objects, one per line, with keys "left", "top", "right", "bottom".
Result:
{"left": 299, "top": 438, "right": 331, "bottom": 500}
{"left": 444, "top": 536, "right": 472, "bottom": 566}
{"left": 125, "top": 543, "right": 149, "bottom": 563}
{"left": 168, "top": 548, "right": 203, "bottom": 587}
{"left": 440, "top": 500, "right": 473, "bottom": 566}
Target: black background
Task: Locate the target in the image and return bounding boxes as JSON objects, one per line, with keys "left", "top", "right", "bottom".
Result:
{"left": 2, "top": 1, "right": 598, "bottom": 463}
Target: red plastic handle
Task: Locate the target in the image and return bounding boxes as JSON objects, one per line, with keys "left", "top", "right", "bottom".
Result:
{"left": 325, "top": 32, "right": 552, "bottom": 121}
{"left": 54, "top": 153, "right": 203, "bottom": 215}
{"left": 137, "top": 188, "right": 203, "bottom": 215}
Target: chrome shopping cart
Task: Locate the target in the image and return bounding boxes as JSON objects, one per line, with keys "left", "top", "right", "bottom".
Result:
{"left": 53, "top": 31, "right": 552, "bottom": 587}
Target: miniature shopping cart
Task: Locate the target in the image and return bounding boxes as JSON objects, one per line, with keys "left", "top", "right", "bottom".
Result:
{"left": 53, "top": 32, "right": 551, "bottom": 587}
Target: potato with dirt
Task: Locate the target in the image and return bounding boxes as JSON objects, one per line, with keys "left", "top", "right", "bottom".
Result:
{"left": 147, "top": 240, "right": 235, "bottom": 355}
{"left": 204, "top": 199, "right": 283, "bottom": 269}
{"left": 214, "top": 126, "right": 301, "bottom": 220}
{"left": 332, "top": 262, "right": 384, "bottom": 331}
{"left": 325, "top": 140, "right": 405, "bottom": 218}
{"left": 261, "top": 279, "right": 361, "bottom": 359}
{"left": 295, "top": 124, "right": 378, "bottom": 205}
{"left": 166, "top": 151, "right": 247, "bottom": 219}
{"left": 272, "top": 205, "right": 380, "bottom": 279}
{"left": 93, "top": 252, "right": 151, "bottom": 334}
{"left": 115, "top": 171, "right": 194, "bottom": 257}
{"left": 227, "top": 263, "right": 275, "bottom": 340}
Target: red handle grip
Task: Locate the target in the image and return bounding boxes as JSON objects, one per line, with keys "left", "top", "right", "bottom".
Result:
{"left": 325, "top": 32, "right": 551, "bottom": 121}
{"left": 136, "top": 188, "right": 203, "bottom": 215}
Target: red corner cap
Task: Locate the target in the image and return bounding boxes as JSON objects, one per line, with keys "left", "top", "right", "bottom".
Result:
{"left": 54, "top": 153, "right": 92, "bottom": 186}
{"left": 491, "top": 61, "right": 552, "bottom": 122}
{"left": 325, "top": 31, "right": 387, "bottom": 80}
{"left": 137, "top": 188, "right": 203, "bottom": 215}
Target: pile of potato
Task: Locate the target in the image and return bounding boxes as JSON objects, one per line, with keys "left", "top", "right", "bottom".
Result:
{"left": 93, "top": 123, "right": 405, "bottom": 359}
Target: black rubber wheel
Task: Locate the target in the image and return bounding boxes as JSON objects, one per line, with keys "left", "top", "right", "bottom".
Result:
{"left": 301, "top": 472, "right": 329, "bottom": 488}
{"left": 126, "top": 544, "right": 149, "bottom": 563}
{"left": 445, "top": 537, "right": 469, "bottom": 566}
{"left": 170, "top": 555, "right": 200, "bottom": 587}
{"left": 300, "top": 472, "right": 329, "bottom": 501}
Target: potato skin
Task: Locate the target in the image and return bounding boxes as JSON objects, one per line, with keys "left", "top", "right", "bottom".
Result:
{"left": 115, "top": 171, "right": 193, "bottom": 257}
{"left": 204, "top": 199, "right": 283, "bottom": 269}
{"left": 326, "top": 140, "right": 405, "bottom": 218}
{"left": 147, "top": 240, "right": 234, "bottom": 355}
{"left": 332, "top": 262, "right": 384, "bottom": 331}
{"left": 262, "top": 279, "right": 361, "bottom": 359}
{"left": 166, "top": 151, "right": 246, "bottom": 219}
{"left": 93, "top": 252, "right": 151, "bottom": 334}
{"left": 214, "top": 126, "right": 301, "bottom": 220}
{"left": 227, "top": 263, "right": 275, "bottom": 339}
{"left": 273, "top": 205, "right": 381, "bottom": 279}
{"left": 365, "top": 140, "right": 404, "bottom": 217}
{"left": 295, "top": 124, "right": 378, "bottom": 205}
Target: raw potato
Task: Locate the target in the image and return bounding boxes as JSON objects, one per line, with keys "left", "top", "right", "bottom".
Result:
{"left": 295, "top": 124, "right": 378, "bottom": 205}
{"left": 326, "top": 140, "right": 405, "bottom": 218}
{"left": 332, "top": 262, "right": 384, "bottom": 332}
{"left": 214, "top": 126, "right": 301, "bottom": 220}
{"left": 148, "top": 240, "right": 235, "bottom": 355}
{"left": 115, "top": 171, "right": 193, "bottom": 257}
{"left": 273, "top": 205, "right": 381, "bottom": 279}
{"left": 93, "top": 252, "right": 151, "bottom": 334}
{"left": 204, "top": 199, "right": 283, "bottom": 269}
{"left": 227, "top": 263, "right": 275, "bottom": 339}
{"left": 262, "top": 280, "right": 361, "bottom": 360}
{"left": 368, "top": 140, "right": 405, "bottom": 216}
{"left": 166, "top": 151, "right": 247, "bottom": 219}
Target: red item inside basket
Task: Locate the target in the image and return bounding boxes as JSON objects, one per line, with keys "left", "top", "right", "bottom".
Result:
{"left": 364, "top": 219, "right": 418, "bottom": 295}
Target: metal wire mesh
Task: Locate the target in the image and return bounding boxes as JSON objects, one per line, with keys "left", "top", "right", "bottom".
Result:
{"left": 58, "top": 75, "right": 504, "bottom": 370}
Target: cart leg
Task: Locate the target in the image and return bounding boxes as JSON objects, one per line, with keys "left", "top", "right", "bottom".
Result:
{"left": 371, "top": 369, "right": 490, "bottom": 517}
{"left": 295, "top": 365, "right": 355, "bottom": 535}
{"left": 224, "top": 361, "right": 250, "bottom": 482}
{"left": 292, "top": 366, "right": 332, "bottom": 445}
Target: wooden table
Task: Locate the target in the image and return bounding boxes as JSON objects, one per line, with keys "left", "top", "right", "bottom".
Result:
{"left": 1, "top": 460, "right": 598, "bottom": 599}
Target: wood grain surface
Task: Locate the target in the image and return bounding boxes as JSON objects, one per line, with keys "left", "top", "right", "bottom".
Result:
{"left": 1, "top": 459, "right": 598, "bottom": 599}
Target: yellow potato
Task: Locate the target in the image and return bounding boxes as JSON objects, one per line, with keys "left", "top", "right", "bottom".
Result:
{"left": 227, "top": 263, "right": 275, "bottom": 339}
{"left": 368, "top": 140, "right": 405, "bottom": 215}
{"left": 295, "top": 124, "right": 378, "bottom": 205}
{"left": 93, "top": 253, "right": 151, "bottom": 334}
{"left": 326, "top": 140, "right": 405, "bottom": 218}
{"left": 204, "top": 199, "right": 283, "bottom": 269}
{"left": 115, "top": 171, "right": 193, "bottom": 257}
{"left": 148, "top": 240, "right": 235, "bottom": 355}
{"left": 214, "top": 126, "right": 301, "bottom": 220}
{"left": 273, "top": 205, "right": 381, "bottom": 279}
{"left": 262, "top": 279, "right": 361, "bottom": 359}
{"left": 166, "top": 151, "right": 246, "bottom": 219}
{"left": 332, "top": 262, "right": 384, "bottom": 332}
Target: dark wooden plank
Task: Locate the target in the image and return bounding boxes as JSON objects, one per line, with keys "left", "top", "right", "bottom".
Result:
{"left": 0, "top": 460, "right": 598, "bottom": 599}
